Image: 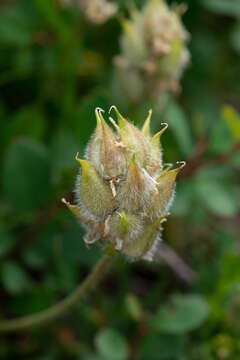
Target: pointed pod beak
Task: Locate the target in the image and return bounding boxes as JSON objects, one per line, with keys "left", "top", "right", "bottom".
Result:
{"left": 109, "top": 105, "right": 128, "bottom": 128}
{"left": 141, "top": 109, "right": 153, "bottom": 137}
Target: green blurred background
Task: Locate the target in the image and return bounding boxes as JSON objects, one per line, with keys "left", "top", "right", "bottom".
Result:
{"left": 0, "top": 0, "right": 240, "bottom": 359}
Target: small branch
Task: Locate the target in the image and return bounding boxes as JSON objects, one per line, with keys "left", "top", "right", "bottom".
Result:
{"left": 155, "top": 242, "right": 196, "bottom": 285}
{"left": 0, "top": 255, "right": 113, "bottom": 333}
{"left": 208, "top": 140, "right": 240, "bottom": 166}
{"left": 180, "top": 138, "right": 207, "bottom": 179}
{"left": 181, "top": 139, "right": 240, "bottom": 180}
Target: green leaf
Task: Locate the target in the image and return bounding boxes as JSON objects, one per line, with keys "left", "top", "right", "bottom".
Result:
{"left": 139, "top": 333, "right": 186, "bottom": 359}
{"left": 209, "top": 253, "right": 240, "bottom": 319}
{"left": 222, "top": 105, "right": 240, "bottom": 141}
{"left": 60, "top": 219, "right": 100, "bottom": 266}
{"left": 220, "top": 253, "right": 240, "bottom": 286}
{"left": 3, "top": 138, "right": 50, "bottom": 211}
{"left": 164, "top": 100, "right": 193, "bottom": 157}
{"left": 195, "top": 180, "right": 238, "bottom": 217}
{"left": 5, "top": 108, "right": 47, "bottom": 142}
{"left": 201, "top": 0, "right": 240, "bottom": 17}
{"left": 0, "top": 11, "right": 31, "bottom": 46}
{"left": 73, "top": 91, "right": 111, "bottom": 146}
{"left": 22, "top": 247, "right": 48, "bottom": 269}
{"left": 0, "top": 1, "right": 39, "bottom": 46}
{"left": 50, "top": 129, "right": 81, "bottom": 175}
{"left": 231, "top": 21, "right": 240, "bottom": 53}
{"left": 32, "top": 356, "right": 57, "bottom": 360}
{"left": 0, "top": 228, "right": 15, "bottom": 257}
{"left": 231, "top": 149, "right": 240, "bottom": 166}
{"left": 83, "top": 355, "right": 105, "bottom": 360}
{"left": 15, "top": 47, "right": 34, "bottom": 74}
{"left": 1, "top": 261, "right": 33, "bottom": 295}
{"left": 171, "top": 182, "right": 194, "bottom": 216}
{"left": 95, "top": 328, "right": 129, "bottom": 360}
{"left": 125, "top": 294, "right": 143, "bottom": 321}
{"left": 34, "top": 0, "right": 71, "bottom": 42}
{"left": 151, "top": 294, "right": 209, "bottom": 334}
{"left": 209, "top": 116, "right": 233, "bottom": 154}
{"left": 8, "top": 288, "right": 55, "bottom": 316}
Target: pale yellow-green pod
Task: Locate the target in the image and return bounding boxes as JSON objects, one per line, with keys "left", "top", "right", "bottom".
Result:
{"left": 146, "top": 122, "right": 168, "bottom": 176}
{"left": 122, "top": 218, "right": 161, "bottom": 259}
{"left": 88, "top": 108, "right": 126, "bottom": 179}
{"left": 146, "top": 162, "right": 186, "bottom": 218}
{"left": 75, "top": 157, "right": 116, "bottom": 217}
{"left": 116, "top": 156, "right": 158, "bottom": 214}
{"left": 141, "top": 109, "right": 152, "bottom": 137}
{"left": 115, "top": 0, "right": 190, "bottom": 106}
{"left": 110, "top": 106, "right": 150, "bottom": 168}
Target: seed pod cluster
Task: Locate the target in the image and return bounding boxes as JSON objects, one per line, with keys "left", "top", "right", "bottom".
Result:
{"left": 114, "top": 0, "right": 190, "bottom": 106}
{"left": 63, "top": 106, "right": 185, "bottom": 261}
{"left": 60, "top": 0, "right": 117, "bottom": 25}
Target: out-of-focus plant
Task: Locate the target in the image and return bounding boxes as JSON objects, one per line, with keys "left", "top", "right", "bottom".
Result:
{"left": 114, "top": 0, "right": 190, "bottom": 107}
{"left": 59, "top": 0, "right": 118, "bottom": 24}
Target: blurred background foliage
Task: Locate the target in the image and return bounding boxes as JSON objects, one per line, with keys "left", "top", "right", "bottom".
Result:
{"left": 0, "top": 0, "right": 240, "bottom": 359}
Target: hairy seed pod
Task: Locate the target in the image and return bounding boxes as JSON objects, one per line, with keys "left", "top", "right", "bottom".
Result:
{"left": 63, "top": 106, "right": 185, "bottom": 261}
{"left": 60, "top": 0, "right": 118, "bottom": 25}
{"left": 114, "top": 0, "right": 190, "bottom": 107}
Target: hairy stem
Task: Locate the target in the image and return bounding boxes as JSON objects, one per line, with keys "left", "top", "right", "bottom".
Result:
{"left": 0, "top": 255, "right": 113, "bottom": 333}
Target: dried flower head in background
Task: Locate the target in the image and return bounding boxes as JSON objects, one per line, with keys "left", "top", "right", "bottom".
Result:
{"left": 59, "top": 0, "right": 118, "bottom": 24}
{"left": 63, "top": 107, "right": 185, "bottom": 261}
{"left": 84, "top": 0, "right": 117, "bottom": 24}
{"left": 114, "top": 0, "right": 190, "bottom": 107}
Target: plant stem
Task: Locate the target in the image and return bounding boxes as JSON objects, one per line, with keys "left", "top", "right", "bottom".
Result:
{"left": 156, "top": 242, "right": 196, "bottom": 284}
{"left": 0, "top": 255, "right": 113, "bottom": 333}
